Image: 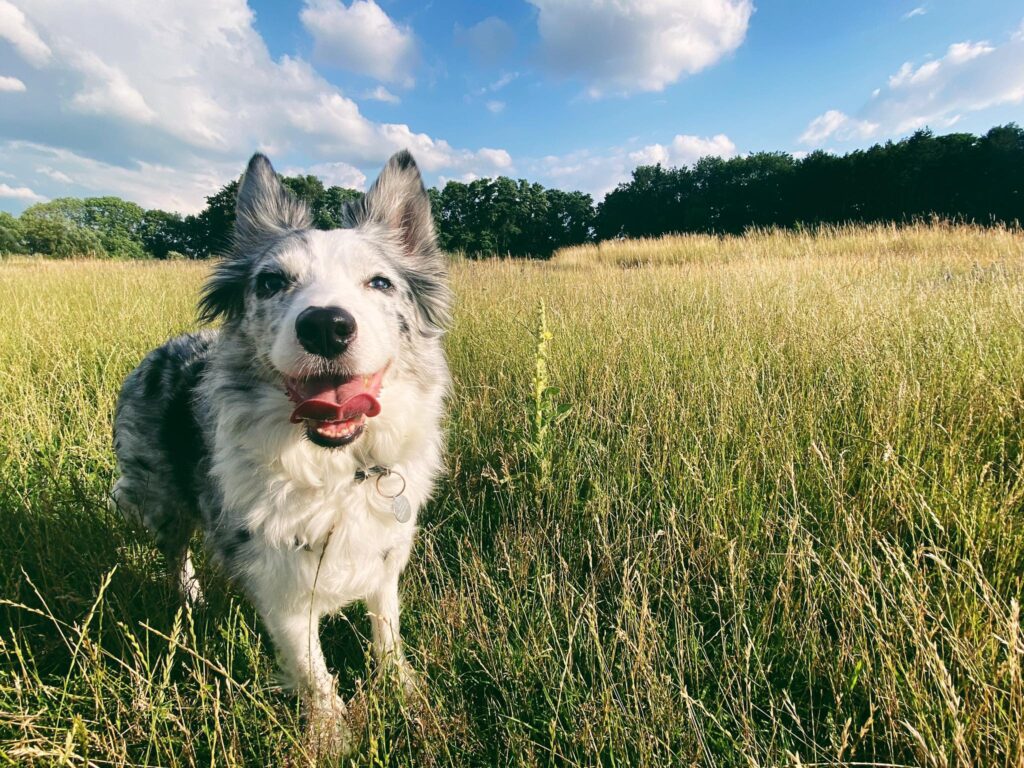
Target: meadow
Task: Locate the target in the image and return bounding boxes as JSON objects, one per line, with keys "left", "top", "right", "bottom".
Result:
{"left": 1, "top": 223, "right": 1023, "bottom": 766}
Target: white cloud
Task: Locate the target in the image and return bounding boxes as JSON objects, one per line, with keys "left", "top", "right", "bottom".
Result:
{"left": 0, "top": 141, "right": 231, "bottom": 213}
{"left": 945, "top": 40, "right": 994, "bottom": 64}
{"left": 0, "top": 181, "right": 45, "bottom": 201}
{"left": 361, "top": 85, "right": 399, "bottom": 104}
{"left": 284, "top": 160, "right": 367, "bottom": 190}
{"left": 903, "top": 6, "right": 927, "bottom": 20}
{"left": 0, "top": 75, "right": 26, "bottom": 92}
{"left": 800, "top": 31, "right": 1024, "bottom": 146}
{"left": 66, "top": 51, "right": 157, "bottom": 123}
{"left": 468, "top": 71, "right": 518, "bottom": 109}
{"left": 36, "top": 166, "right": 71, "bottom": 183}
{"left": 799, "top": 110, "right": 879, "bottom": 144}
{"left": 888, "top": 60, "right": 940, "bottom": 88}
{"left": 0, "top": 0, "right": 513, "bottom": 213}
{"left": 627, "top": 133, "right": 737, "bottom": 166}
{"left": 454, "top": 17, "right": 516, "bottom": 66}
{"left": 528, "top": 0, "right": 752, "bottom": 96}
{"left": 476, "top": 71, "right": 519, "bottom": 95}
{"left": 437, "top": 172, "right": 481, "bottom": 186}
{"left": 300, "top": 0, "right": 417, "bottom": 86}
{"left": 528, "top": 133, "right": 737, "bottom": 197}
{"left": 0, "top": 0, "right": 50, "bottom": 65}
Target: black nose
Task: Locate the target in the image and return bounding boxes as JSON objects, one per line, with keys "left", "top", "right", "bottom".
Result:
{"left": 295, "top": 306, "right": 357, "bottom": 357}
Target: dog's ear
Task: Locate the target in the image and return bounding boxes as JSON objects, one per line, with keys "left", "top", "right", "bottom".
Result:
{"left": 234, "top": 153, "right": 310, "bottom": 251}
{"left": 199, "top": 153, "right": 310, "bottom": 324}
{"left": 358, "top": 150, "right": 451, "bottom": 332}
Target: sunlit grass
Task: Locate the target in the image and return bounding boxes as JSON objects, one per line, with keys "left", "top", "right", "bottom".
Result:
{"left": 1, "top": 224, "right": 1023, "bottom": 765}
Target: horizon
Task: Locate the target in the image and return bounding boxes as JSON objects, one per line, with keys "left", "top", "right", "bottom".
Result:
{"left": 0, "top": 0, "right": 1022, "bottom": 215}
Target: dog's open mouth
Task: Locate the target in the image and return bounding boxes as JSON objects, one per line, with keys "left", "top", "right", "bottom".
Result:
{"left": 285, "top": 366, "right": 387, "bottom": 448}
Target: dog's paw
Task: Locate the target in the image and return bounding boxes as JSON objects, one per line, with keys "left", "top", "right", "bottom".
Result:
{"left": 396, "top": 663, "right": 425, "bottom": 704}
{"left": 304, "top": 694, "right": 356, "bottom": 760}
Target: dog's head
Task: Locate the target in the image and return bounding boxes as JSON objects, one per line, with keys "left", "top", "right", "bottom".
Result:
{"left": 199, "top": 151, "right": 450, "bottom": 449}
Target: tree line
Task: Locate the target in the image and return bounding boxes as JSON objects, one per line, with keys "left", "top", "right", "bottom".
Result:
{"left": 1, "top": 124, "right": 1021, "bottom": 260}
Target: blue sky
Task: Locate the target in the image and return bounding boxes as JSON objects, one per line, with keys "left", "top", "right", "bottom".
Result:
{"left": 0, "top": 0, "right": 1022, "bottom": 214}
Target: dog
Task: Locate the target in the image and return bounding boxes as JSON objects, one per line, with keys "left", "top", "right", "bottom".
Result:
{"left": 111, "top": 150, "right": 449, "bottom": 747}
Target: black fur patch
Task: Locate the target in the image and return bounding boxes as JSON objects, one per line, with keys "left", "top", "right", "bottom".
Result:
{"left": 198, "top": 256, "right": 250, "bottom": 324}
{"left": 155, "top": 335, "right": 211, "bottom": 502}
{"left": 220, "top": 526, "right": 253, "bottom": 562}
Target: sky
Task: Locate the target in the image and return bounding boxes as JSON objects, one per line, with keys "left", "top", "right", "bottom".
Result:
{"left": 0, "top": 0, "right": 1022, "bottom": 215}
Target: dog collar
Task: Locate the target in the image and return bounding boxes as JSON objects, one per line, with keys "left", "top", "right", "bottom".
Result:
{"left": 294, "top": 465, "right": 412, "bottom": 553}
{"left": 355, "top": 465, "right": 412, "bottom": 523}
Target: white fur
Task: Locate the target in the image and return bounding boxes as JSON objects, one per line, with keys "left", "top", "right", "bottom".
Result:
{"left": 114, "top": 151, "right": 447, "bottom": 750}
{"left": 201, "top": 235, "right": 445, "bottom": 713}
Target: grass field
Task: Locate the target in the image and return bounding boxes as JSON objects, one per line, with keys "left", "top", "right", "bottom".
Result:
{"left": 1, "top": 224, "right": 1024, "bottom": 766}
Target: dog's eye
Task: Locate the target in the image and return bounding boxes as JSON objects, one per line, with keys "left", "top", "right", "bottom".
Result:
{"left": 367, "top": 275, "right": 393, "bottom": 291}
{"left": 255, "top": 271, "right": 290, "bottom": 298}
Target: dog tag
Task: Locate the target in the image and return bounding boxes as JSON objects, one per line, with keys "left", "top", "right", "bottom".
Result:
{"left": 393, "top": 495, "right": 412, "bottom": 523}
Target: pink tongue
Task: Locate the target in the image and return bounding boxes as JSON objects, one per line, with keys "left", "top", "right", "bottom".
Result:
{"left": 287, "top": 372, "right": 384, "bottom": 424}
{"left": 289, "top": 393, "right": 381, "bottom": 423}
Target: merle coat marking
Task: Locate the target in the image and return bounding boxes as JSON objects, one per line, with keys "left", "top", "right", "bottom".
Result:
{"left": 112, "top": 151, "right": 449, "bottom": 747}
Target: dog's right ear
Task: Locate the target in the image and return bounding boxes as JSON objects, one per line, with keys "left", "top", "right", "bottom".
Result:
{"left": 234, "top": 153, "right": 310, "bottom": 251}
{"left": 199, "top": 153, "right": 310, "bottom": 324}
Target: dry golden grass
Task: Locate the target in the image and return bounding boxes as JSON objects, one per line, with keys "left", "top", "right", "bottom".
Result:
{"left": 1, "top": 224, "right": 1023, "bottom": 766}
{"left": 554, "top": 221, "right": 1024, "bottom": 267}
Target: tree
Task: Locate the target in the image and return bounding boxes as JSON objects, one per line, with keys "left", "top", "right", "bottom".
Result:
{"left": 184, "top": 175, "right": 365, "bottom": 256}
{"left": 594, "top": 124, "right": 1024, "bottom": 238}
{"left": 0, "top": 212, "right": 22, "bottom": 254}
{"left": 19, "top": 202, "right": 106, "bottom": 258}
{"left": 140, "top": 209, "right": 189, "bottom": 259}
{"left": 77, "top": 197, "right": 148, "bottom": 258}
{"left": 428, "top": 176, "right": 594, "bottom": 258}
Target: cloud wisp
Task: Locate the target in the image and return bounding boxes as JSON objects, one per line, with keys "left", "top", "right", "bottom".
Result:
{"left": 801, "top": 29, "right": 1024, "bottom": 147}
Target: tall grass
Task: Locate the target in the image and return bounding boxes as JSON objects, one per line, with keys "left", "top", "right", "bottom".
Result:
{"left": 554, "top": 221, "right": 1024, "bottom": 268}
{"left": 1, "top": 225, "right": 1023, "bottom": 765}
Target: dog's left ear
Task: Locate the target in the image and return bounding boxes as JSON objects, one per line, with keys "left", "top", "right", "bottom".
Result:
{"left": 359, "top": 150, "right": 451, "bottom": 332}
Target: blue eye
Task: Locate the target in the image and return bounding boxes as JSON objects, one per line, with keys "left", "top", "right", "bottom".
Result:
{"left": 368, "top": 275, "right": 393, "bottom": 291}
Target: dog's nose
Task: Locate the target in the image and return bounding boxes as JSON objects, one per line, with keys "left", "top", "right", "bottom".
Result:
{"left": 295, "top": 306, "right": 357, "bottom": 357}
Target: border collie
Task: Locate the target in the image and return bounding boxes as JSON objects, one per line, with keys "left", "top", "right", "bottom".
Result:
{"left": 111, "top": 150, "right": 449, "bottom": 749}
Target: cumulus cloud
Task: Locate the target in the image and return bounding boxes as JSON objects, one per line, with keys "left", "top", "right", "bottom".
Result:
{"left": 627, "top": 133, "right": 737, "bottom": 166}
{"left": 283, "top": 160, "right": 367, "bottom": 190}
{"left": 454, "top": 17, "right": 516, "bottom": 66}
{"left": 0, "top": 75, "right": 26, "bottom": 92}
{"left": 66, "top": 51, "right": 157, "bottom": 123}
{"left": 485, "top": 100, "right": 505, "bottom": 114}
{"left": 528, "top": 0, "right": 752, "bottom": 96}
{"left": 0, "top": 0, "right": 50, "bottom": 65}
{"left": 0, "top": 0, "right": 513, "bottom": 213}
{"left": 0, "top": 181, "right": 44, "bottom": 201}
{"left": 528, "top": 133, "right": 738, "bottom": 196}
{"left": 301, "top": 0, "right": 417, "bottom": 86}
{"left": 801, "top": 31, "right": 1024, "bottom": 146}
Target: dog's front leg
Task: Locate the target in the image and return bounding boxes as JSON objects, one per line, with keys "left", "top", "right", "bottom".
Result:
{"left": 262, "top": 609, "right": 352, "bottom": 753}
{"left": 366, "top": 579, "right": 419, "bottom": 697}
